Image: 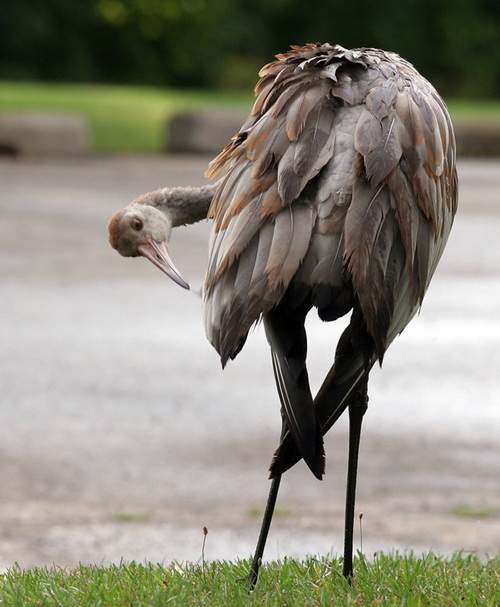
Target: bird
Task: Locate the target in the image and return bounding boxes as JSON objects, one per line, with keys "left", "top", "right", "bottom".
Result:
{"left": 108, "top": 43, "right": 458, "bottom": 588}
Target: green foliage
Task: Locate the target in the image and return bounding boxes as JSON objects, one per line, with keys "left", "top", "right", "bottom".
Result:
{"left": 0, "top": 554, "right": 498, "bottom": 606}
{"left": 0, "top": 1, "right": 499, "bottom": 96}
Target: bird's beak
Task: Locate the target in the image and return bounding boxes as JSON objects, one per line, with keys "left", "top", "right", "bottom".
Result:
{"left": 138, "top": 238, "right": 190, "bottom": 290}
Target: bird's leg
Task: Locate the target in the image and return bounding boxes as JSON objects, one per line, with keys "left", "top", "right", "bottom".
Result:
{"left": 249, "top": 300, "right": 317, "bottom": 589}
{"left": 248, "top": 408, "right": 288, "bottom": 590}
{"left": 247, "top": 410, "right": 289, "bottom": 590}
{"left": 342, "top": 377, "right": 368, "bottom": 580}
{"left": 247, "top": 475, "right": 282, "bottom": 590}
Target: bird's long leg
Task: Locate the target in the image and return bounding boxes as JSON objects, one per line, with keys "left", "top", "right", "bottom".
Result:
{"left": 342, "top": 378, "right": 368, "bottom": 579}
{"left": 248, "top": 406, "right": 288, "bottom": 590}
{"left": 248, "top": 307, "right": 373, "bottom": 588}
{"left": 248, "top": 299, "right": 318, "bottom": 589}
{"left": 251, "top": 364, "right": 368, "bottom": 586}
{"left": 247, "top": 474, "right": 282, "bottom": 590}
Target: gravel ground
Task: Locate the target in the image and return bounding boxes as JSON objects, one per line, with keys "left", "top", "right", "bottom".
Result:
{"left": 0, "top": 155, "right": 499, "bottom": 569}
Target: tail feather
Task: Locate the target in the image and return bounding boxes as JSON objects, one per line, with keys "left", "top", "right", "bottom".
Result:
{"left": 271, "top": 350, "right": 325, "bottom": 479}
{"left": 270, "top": 309, "right": 375, "bottom": 478}
{"left": 265, "top": 302, "right": 324, "bottom": 480}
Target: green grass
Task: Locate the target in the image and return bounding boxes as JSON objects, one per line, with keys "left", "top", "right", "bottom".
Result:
{"left": 450, "top": 504, "right": 499, "bottom": 520}
{"left": 0, "top": 81, "right": 252, "bottom": 153}
{"left": 111, "top": 510, "right": 153, "bottom": 524}
{"left": 246, "top": 504, "right": 292, "bottom": 519}
{"left": 1, "top": 81, "right": 500, "bottom": 154}
{"left": 0, "top": 554, "right": 498, "bottom": 606}
{"left": 446, "top": 100, "right": 500, "bottom": 124}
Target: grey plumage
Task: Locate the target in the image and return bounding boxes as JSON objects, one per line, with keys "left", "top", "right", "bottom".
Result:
{"left": 135, "top": 184, "right": 216, "bottom": 228}
{"left": 202, "top": 42, "right": 457, "bottom": 477}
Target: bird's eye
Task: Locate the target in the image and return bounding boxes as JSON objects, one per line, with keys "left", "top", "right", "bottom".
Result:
{"left": 131, "top": 217, "right": 143, "bottom": 231}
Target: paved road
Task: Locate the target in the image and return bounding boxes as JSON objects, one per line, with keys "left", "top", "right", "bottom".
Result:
{"left": 0, "top": 156, "right": 499, "bottom": 568}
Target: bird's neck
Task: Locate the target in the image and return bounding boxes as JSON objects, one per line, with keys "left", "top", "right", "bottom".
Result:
{"left": 147, "top": 184, "right": 215, "bottom": 227}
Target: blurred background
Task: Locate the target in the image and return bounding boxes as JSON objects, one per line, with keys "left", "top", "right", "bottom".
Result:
{"left": 0, "top": 0, "right": 499, "bottom": 568}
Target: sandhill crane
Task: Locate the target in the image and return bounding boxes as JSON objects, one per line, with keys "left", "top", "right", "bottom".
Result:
{"left": 108, "top": 43, "right": 457, "bottom": 587}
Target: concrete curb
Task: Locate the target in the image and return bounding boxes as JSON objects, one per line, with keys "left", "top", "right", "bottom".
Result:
{"left": 0, "top": 112, "right": 89, "bottom": 156}
{"left": 165, "top": 108, "right": 248, "bottom": 155}
{"left": 454, "top": 122, "right": 500, "bottom": 157}
{"left": 166, "top": 110, "right": 500, "bottom": 157}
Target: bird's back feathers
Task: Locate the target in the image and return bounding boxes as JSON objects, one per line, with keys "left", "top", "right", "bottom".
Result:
{"left": 204, "top": 43, "right": 457, "bottom": 366}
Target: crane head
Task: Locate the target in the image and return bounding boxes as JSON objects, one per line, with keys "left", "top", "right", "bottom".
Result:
{"left": 107, "top": 203, "right": 190, "bottom": 290}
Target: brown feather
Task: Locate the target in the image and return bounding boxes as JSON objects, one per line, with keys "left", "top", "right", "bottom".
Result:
{"left": 285, "top": 85, "right": 324, "bottom": 141}
{"left": 260, "top": 182, "right": 282, "bottom": 217}
{"left": 203, "top": 43, "right": 458, "bottom": 368}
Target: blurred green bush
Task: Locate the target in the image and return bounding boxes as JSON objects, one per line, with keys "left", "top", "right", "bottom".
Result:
{"left": 1, "top": 0, "right": 499, "bottom": 97}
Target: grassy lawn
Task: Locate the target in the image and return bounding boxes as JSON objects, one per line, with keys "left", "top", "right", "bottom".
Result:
{"left": 1, "top": 81, "right": 500, "bottom": 154}
{"left": 0, "top": 554, "right": 498, "bottom": 606}
{"left": 0, "top": 81, "right": 252, "bottom": 153}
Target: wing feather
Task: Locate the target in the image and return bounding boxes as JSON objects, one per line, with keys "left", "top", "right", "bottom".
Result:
{"left": 347, "top": 78, "right": 457, "bottom": 359}
{"left": 204, "top": 44, "right": 457, "bottom": 365}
